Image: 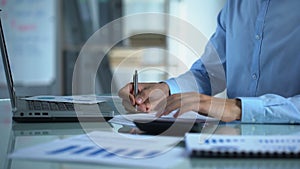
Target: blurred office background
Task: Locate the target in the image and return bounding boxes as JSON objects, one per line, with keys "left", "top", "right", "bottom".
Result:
{"left": 0, "top": 0, "right": 225, "bottom": 98}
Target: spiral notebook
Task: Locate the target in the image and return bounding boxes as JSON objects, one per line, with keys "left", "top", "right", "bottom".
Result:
{"left": 185, "top": 133, "right": 300, "bottom": 158}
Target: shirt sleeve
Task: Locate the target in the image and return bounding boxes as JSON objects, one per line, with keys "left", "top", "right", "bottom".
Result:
{"left": 239, "top": 94, "right": 300, "bottom": 124}
{"left": 165, "top": 2, "right": 228, "bottom": 95}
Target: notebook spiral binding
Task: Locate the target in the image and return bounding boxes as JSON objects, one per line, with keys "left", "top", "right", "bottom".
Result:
{"left": 191, "top": 150, "right": 300, "bottom": 158}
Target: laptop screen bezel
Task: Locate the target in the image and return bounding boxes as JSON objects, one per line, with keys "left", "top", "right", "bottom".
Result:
{"left": 0, "top": 10, "right": 17, "bottom": 110}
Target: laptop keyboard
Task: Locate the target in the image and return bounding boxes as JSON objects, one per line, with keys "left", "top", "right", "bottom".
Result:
{"left": 28, "top": 101, "right": 75, "bottom": 111}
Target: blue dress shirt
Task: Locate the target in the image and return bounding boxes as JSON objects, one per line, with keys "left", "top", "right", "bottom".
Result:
{"left": 165, "top": 0, "right": 300, "bottom": 123}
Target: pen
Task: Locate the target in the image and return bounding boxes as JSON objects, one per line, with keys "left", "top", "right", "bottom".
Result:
{"left": 133, "top": 70, "right": 138, "bottom": 110}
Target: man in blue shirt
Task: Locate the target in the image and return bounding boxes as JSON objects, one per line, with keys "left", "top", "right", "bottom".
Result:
{"left": 118, "top": 0, "right": 300, "bottom": 123}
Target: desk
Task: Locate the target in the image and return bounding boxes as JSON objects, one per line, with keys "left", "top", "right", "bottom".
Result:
{"left": 1, "top": 99, "right": 300, "bottom": 169}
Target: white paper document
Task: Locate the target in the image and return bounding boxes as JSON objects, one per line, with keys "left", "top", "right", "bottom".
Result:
{"left": 10, "top": 131, "right": 185, "bottom": 168}
{"left": 109, "top": 111, "right": 218, "bottom": 127}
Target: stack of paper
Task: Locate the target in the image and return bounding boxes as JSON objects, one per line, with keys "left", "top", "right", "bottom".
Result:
{"left": 109, "top": 111, "right": 218, "bottom": 127}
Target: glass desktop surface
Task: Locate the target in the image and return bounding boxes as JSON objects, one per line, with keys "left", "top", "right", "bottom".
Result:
{"left": 1, "top": 99, "right": 300, "bottom": 169}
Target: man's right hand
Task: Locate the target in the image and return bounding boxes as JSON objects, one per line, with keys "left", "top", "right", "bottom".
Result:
{"left": 118, "top": 82, "right": 170, "bottom": 112}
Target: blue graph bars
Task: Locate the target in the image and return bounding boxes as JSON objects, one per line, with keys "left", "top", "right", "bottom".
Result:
{"left": 47, "top": 145, "right": 161, "bottom": 158}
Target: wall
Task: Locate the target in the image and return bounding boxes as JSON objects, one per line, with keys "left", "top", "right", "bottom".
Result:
{"left": 0, "top": 0, "right": 60, "bottom": 98}
{"left": 109, "top": 0, "right": 226, "bottom": 92}
{"left": 168, "top": 0, "right": 226, "bottom": 76}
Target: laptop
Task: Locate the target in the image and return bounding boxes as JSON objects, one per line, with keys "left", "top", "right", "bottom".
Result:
{"left": 0, "top": 11, "right": 115, "bottom": 122}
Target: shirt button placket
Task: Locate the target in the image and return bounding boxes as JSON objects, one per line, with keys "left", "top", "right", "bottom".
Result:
{"left": 252, "top": 73, "right": 257, "bottom": 80}
{"left": 255, "top": 35, "right": 261, "bottom": 40}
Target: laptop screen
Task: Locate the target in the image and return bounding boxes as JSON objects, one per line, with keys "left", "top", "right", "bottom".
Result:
{"left": 0, "top": 10, "right": 17, "bottom": 110}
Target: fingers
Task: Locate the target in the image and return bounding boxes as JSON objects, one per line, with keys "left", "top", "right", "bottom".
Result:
{"left": 118, "top": 82, "right": 170, "bottom": 113}
{"left": 122, "top": 100, "right": 137, "bottom": 113}
{"left": 155, "top": 94, "right": 183, "bottom": 117}
{"left": 135, "top": 87, "right": 152, "bottom": 105}
{"left": 151, "top": 92, "right": 240, "bottom": 123}
{"left": 173, "top": 102, "right": 198, "bottom": 118}
{"left": 118, "top": 83, "right": 154, "bottom": 106}
{"left": 118, "top": 83, "right": 135, "bottom": 105}
{"left": 137, "top": 101, "right": 152, "bottom": 112}
{"left": 155, "top": 93, "right": 201, "bottom": 117}
{"left": 118, "top": 83, "right": 133, "bottom": 98}
{"left": 122, "top": 99, "right": 150, "bottom": 113}
{"left": 155, "top": 94, "right": 182, "bottom": 117}
{"left": 136, "top": 83, "right": 169, "bottom": 105}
